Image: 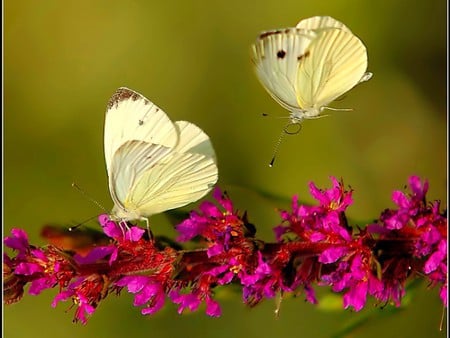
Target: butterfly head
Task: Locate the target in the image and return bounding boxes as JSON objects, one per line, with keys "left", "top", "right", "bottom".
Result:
{"left": 289, "top": 105, "right": 322, "bottom": 124}
{"left": 110, "top": 205, "right": 151, "bottom": 235}
{"left": 111, "top": 204, "right": 142, "bottom": 222}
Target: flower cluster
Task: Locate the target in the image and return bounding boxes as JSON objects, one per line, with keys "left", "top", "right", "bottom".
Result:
{"left": 4, "top": 219, "right": 178, "bottom": 323}
{"left": 3, "top": 176, "right": 447, "bottom": 324}
{"left": 369, "top": 176, "right": 447, "bottom": 306}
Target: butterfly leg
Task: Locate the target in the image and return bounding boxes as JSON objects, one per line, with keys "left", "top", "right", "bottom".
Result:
{"left": 140, "top": 217, "right": 152, "bottom": 241}
{"left": 118, "top": 220, "right": 131, "bottom": 238}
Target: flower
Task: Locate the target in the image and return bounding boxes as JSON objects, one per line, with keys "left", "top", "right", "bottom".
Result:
{"left": 4, "top": 228, "right": 31, "bottom": 256}
{"left": 116, "top": 276, "right": 165, "bottom": 315}
{"left": 4, "top": 229, "right": 70, "bottom": 296}
{"left": 52, "top": 278, "right": 96, "bottom": 324}
{"left": 275, "top": 177, "right": 353, "bottom": 243}
{"left": 98, "top": 214, "right": 145, "bottom": 242}
{"left": 380, "top": 176, "right": 430, "bottom": 230}
{"left": 176, "top": 188, "right": 244, "bottom": 250}
{"left": 169, "top": 286, "right": 221, "bottom": 317}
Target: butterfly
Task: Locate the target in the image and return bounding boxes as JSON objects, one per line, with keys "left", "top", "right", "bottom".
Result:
{"left": 104, "top": 87, "right": 218, "bottom": 228}
{"left": 251, "top": 16, "right": 372, "bottom": 165}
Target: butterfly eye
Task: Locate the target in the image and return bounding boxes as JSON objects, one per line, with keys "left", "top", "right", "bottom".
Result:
{"left": 277, "top": 50, "right": 286, "bottom": 59}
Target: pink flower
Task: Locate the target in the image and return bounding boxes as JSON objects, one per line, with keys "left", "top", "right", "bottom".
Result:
{"left": 116, "top": 276, "right": 165, "bottom": 315}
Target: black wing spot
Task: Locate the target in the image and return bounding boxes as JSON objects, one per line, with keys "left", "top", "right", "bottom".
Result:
{"left": 297, "top": 50, "right": 311, "bottom": 61}
{"left": 277, "top": 50, "right": 286, "bottom": 59}
{"left": 138, "top": 107, "right": 158, "bottom": 126}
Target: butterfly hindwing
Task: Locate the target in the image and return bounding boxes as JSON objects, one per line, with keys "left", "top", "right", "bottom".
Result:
{"left": 173, "top": 121, "right": 217, "bottom": 159}
{"left": 124, "top": 124, "right": 218, "bottom": 216}
{"left": 110, "top": 141, "right": 173, "bottom": 210}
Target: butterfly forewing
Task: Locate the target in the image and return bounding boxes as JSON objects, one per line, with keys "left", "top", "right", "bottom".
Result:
{"left": 252, "top": 28, "right": 317, "bottom": 111}
{"left": 295, "top": 28, "right": 368, "bottom": 110}
{"left": 104, "top": 87, "right": 178, "bottom": 174}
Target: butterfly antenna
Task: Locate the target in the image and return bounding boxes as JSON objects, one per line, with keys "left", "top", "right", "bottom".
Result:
{"left": 323, "top": 106, "right": 353, "bottom": 112}
{"left": 68, "top": 215, "right": 100, "bottom": 231}
{"left": 72, "top": 182, "right": 107, "bottom": 212}
{"left": 269, "top": 123, "right": 302, "bottom": 167}
{"left": 269, "top": 130, "right": 286, "bottom": 167}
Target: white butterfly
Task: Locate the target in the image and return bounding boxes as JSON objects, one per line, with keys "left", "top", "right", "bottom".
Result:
{"left": 251, "top": 15, "right": 372, "bottom": 125}
{"left": 104, "top": 87, "right": 218, "bottom": 228}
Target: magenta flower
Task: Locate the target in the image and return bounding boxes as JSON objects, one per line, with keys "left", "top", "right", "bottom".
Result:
{"left": 368, "top": 176, "right": 447, "bottom": 307}
{"left": 380, "top": 176, "right": 430, "bottom": 230}
{"left": 4, "top": 229, "right": 62, "bottom": 295}
{"left": 240, "top": 251, "right": 290, "bottom": 304}
{"left": 116, "top": 276, "right": 165, "bottom": 315}
{"left": 4, "top": 228, "right": 31, "bottom": 256}
{"left": 309, "top": 176, "right": 353, "bottom": 212}
{"left": 275, "top": 177, "right": 353, "bottom": 244}
{"left": 176, "top": 187, "right": 241, "bottom": 245}
{"left": 52, "top": 278, "right": 96, "bottom": 324}
{"left": 169, "top": 288, "right": 221, "bottom": 317}
{"left": 321, "top": 253, "right": 378, "bottom": 311}
{"left": 98, "top": 214, "right": 145, "bottom": 242}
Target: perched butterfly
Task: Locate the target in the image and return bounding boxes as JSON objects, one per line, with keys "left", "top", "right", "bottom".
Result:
{"left": 251, "top": 16, "right": 372, "bottom": 165}
{"left": 104, "top": 87, "right": 218, "bottom": 228}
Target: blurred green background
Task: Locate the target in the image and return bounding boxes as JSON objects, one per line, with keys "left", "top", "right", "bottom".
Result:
{"left": 4, "top": 0, "right": 446, "bottom": 337}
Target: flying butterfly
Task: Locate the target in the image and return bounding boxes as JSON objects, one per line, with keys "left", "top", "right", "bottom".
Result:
{"left": 251, "top": 16, "right": 372, "bottom": 166}
{"left": 104, "top": 87, "right": 218, "bottom": 229}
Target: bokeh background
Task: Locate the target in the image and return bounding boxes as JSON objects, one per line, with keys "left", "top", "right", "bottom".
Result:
{"left": 4, "top": 0, "right": 447, "bottom": 337}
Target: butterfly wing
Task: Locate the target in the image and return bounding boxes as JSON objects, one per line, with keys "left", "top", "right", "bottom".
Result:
{"left": 296, "top": 16, "right": 351, "bottom": 31}
{"left": 104, "top": 87, "right": 178, "bottom": 176}
{"left": 108, "top": 141, "right": 174, "bottom": 218}
{"left": 173, "top": 120, "right": 217, "bottom": 159}
{"left": 296, "top": 16, "right": 373, "bottom": 86}
{"left": 294, "top": 28, "right": 369, "bottom": 111}
{"left": 123, "top": 121, "right": 218, "bottom": 216}
{"left": 251, "top": 28, "right": 317, "bottom": 112}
